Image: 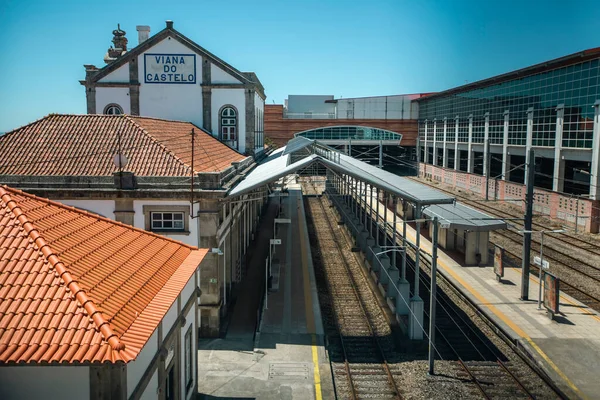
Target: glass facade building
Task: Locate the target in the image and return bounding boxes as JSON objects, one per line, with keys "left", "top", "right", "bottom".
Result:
{"left": 295, "top": 126, "right": 402, "bottom": 142}
{"left": 418, "top": 57, "right": 599, "bottom": 149}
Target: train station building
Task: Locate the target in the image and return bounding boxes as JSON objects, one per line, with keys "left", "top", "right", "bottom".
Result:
{"left": 81, "top": 21, "right": 265, "bottom": 156}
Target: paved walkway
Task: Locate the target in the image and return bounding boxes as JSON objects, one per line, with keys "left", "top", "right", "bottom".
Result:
{"left": 198, "top": 188, "right": 334, "bottom": 400}
{"left": 364, "top": 192, "right": 600, "bottom": 400}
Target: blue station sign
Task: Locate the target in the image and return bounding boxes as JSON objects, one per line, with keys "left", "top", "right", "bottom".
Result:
{"left": 144, "top": 53, "right": 196, "bottom": 84}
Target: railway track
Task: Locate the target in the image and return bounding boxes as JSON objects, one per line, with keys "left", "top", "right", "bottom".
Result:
{"left": 306, "top": 195, "right": 402, "bottom": 399}
{"left": 334, "top": 188, "right": 556, "bottom": 399}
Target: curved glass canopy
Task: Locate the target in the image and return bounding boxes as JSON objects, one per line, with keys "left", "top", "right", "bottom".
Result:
{"left": 294, "top": 126, "right": 402, "bottom": 141}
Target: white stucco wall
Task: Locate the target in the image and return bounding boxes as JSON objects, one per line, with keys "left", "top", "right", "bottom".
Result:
{"left": 211, "top": 88, "right": 246, "bottom": 153}
{"left": 96, "top": 87, "right": 131, "bottom": 115}
{"left": 211, "top": 64, "right": 241, "bottom": 84}
{"left": 181, "top": 271, "right": 196, "bottom": 303}
{"left": 138, "top": 39, "right": 203, "bottom": 127}
{"left": 0, "top": 366, "right": 89, "bottom": 400}
{"left": 163, "top": 300, "right": 179, "bottom": 334}
{"left": 126, "top": 329, "right": 158, "bottom": 399}
{"left": 140, "top": 369, "right": 158, "bottom": 400}
{"left": 58, "top": 199, "right": 115, "bottom": 219}
{"left": 181, "top": 302, "right": 197, "bottom": 400}
{"left": 133, "top": 200, "right": 199, "bottom": 247}
{"left": 99, "top": 63, "right": 130, "bottom": 83}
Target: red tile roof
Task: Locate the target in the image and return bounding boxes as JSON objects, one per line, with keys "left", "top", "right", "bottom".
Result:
{"left": 0, "top": 114, "right": 246, "bottom": 176}
{"left": 0, "top": 185, "right": 207, "bottom": 364}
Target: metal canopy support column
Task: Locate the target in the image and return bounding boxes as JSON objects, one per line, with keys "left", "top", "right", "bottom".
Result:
{"left": 375, "top": 187, "right": 380, "bottom": 246}
{"left": 379, "top": 140, "right": 383, "bottom": 168}
{"left": 409, "top": 205, "right": 424, "bottom": 340}
{"left": 428, "top": 216, "right": 439, "bottom": 375}
{"left": 396, "top": 200, "right": 410, "bottom": 315}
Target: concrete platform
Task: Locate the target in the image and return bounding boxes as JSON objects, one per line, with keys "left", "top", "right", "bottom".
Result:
{"left": 197, "top": 188, "right": 334, "bottom": 400}
{"left": 369, "top": 194, "right": 600, "bottom": 400}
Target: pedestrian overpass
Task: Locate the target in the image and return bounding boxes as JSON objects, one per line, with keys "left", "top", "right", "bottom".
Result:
{"left": 294, "top": 125, "right": 403, "bottom": 166}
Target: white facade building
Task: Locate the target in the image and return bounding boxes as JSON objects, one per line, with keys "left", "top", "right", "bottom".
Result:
{"left": 81, "top": 21, "right": 265, "bottom": 156}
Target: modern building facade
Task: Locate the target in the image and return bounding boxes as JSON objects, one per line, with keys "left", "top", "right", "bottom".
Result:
{"left": 81, "top": 21, "right": 265, "bottom": 156}
{"left": 415, "top": 48, "right": 600, "bottom": 198}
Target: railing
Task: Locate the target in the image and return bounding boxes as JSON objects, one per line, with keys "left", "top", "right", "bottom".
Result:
{"left": 283, "top": 111, "right": 336, "bottom": 119}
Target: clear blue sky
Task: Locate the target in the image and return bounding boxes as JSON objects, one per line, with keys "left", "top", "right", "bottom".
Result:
{"left": 0, "top": 0, "right": 597, "bottom": 132}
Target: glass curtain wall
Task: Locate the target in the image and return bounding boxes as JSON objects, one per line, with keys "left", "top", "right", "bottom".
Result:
{"left": 418, "top": 58, "right": 599, "bottom": 149}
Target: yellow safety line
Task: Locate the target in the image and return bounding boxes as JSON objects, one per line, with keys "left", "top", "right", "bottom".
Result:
{"left": 401, "top": 225, "right": 589, "bottom": 400}
{"left": 298, "top": 196, "right": 323, "bottom": 400}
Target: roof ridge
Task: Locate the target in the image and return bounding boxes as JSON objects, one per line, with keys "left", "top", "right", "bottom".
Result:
{"left": 124, "top": 115, "right": 198, "bottom": 174}
{"left": 0, "top": 185, "right": 197, "bottom": 249}
{"left": 0, "top": 186, "right": 125, "bottom": 351}
{"left": 0, "top": 114, "right": 56, "bottom": 140}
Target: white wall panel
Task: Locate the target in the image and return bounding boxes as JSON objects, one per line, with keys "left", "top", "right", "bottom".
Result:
{"left": 211, "top": 64, "right": 241, "bottom": 84}
{"left": 96, "top": 87, "right": 131, "bottom": 115}
{"left": 58, "top": 199, "right": 115, "bottom": 219}
{"left": 126, "top": 329, "right": 158, "bottom": 398}
{"left": 138, "top": 39, "right": 203, "bottom": 127}
{"left": 99, "top": 63, "right": 130, "bottom": 83}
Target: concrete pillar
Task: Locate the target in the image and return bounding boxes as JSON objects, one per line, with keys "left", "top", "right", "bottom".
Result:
{"left": 467, "top": 114, "right": 474, "bottom": 173}
{"left": 198, "top": 198, "right": 222, "bottom": 337}
{"left": 423, "top": 120, "right": 429, "bottom": 164}
{"left": 442, "top": 117, "right": 448, "bottom": 168}
{"left": 502, "top": 110, "right": 510, "bottom": 181}
{"left": 454, "top": 115, "right": 459, "bottom": 171}
{"left": 553, "top": 104, "right": 565, "bottom": 192}
{"left": 432, "top": 119, "right": 437, "bottom": 166}
{"left": 590, "top": 101, "right": 600, "bottom": 199}
{"left": 525, "top": 107, "right": 534, "bottom": 188}
{"left": 483, "top": 112, "right": 490, "bottom": 177}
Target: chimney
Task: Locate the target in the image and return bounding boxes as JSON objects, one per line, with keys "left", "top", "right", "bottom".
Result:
{"left": 166, "top": 20, "right": 173, "bottom": 29}
{"left": 136, "top": 25, "right": 150, "bottom": 44}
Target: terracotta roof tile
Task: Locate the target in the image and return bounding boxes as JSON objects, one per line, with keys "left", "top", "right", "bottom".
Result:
{"left": 0, "top": 114, "right": 246, "bottom": 177}
{"left": 0, "top": 185, "right": 207, "bottom": 364}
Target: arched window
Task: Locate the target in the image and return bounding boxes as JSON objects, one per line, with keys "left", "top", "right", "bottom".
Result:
{"left": 104, "top": 104, "right": 123, "bottom": 115}
{"left": 220, "top": 106, "right": 237, "bottom": 143}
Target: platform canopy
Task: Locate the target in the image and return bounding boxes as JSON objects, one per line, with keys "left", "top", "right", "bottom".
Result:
{"left": 227, "top": 139, "right": 454, "bottom": 206}
{"left": 422, "top": 202, "right": 507, "bottom": 231}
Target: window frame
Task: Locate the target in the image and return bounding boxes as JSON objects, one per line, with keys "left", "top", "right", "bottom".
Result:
{"left": 184, "top": 325, "right": 193, "bottom": 392}
{"left": 143, "top": 205, "right": 190, "bottom": 235}
{"left": 150, "top": 211, "right": 185, "bottom": 231}
{"left": 219, "top": 105, "right": 238, "bottom": 146}
{"left": 103, "top": 103, "right": 124, "bottom": 115}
